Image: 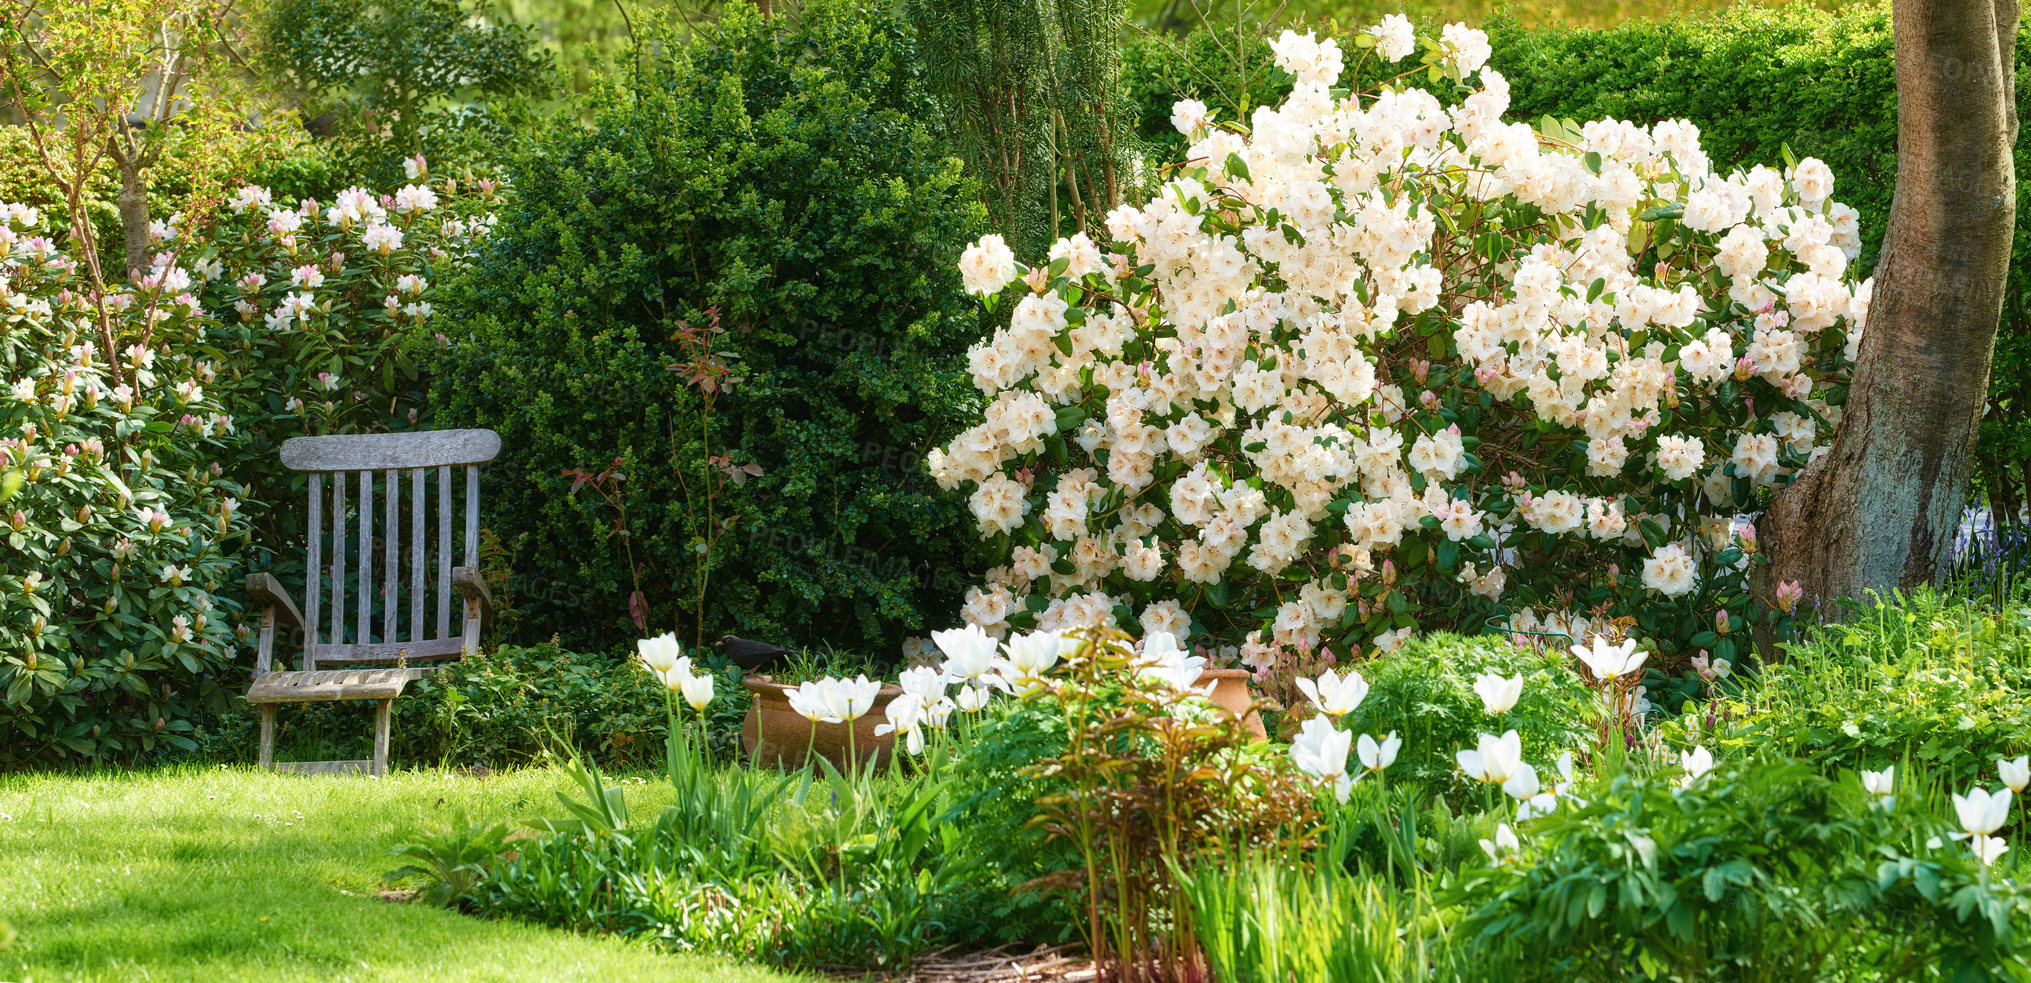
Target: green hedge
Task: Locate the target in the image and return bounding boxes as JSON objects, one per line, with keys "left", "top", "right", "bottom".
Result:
{"left": 434, "top": 0, "right": 991, "bottom": 660}
{"left": 1123, "top": 2, "right": 2030, "bottom": 507}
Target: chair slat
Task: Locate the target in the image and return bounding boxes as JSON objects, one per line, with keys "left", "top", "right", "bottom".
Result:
{"left": 280, "top": 429, "right": 502, "bottom": 472}
{"left": 384, "top": 468, "right": 399, "bottom": 641}
{"left": 358, "top": 470, "right": 373, "bottom": 643}
{"left": 464, "top": 465, "right": 480, "bottom": 569}
{"left": 331, "top": 474, "right": 346, "bottom": 647}
{"left": 437, "top": 465, "right": 452, "bottom": 639}
{"left": 311, "top": 636, "right": 467, "bottom": 664}
{"left": 410, "top": 468, "right": 425, "bottom": 644}
{"left": 304, "top": 473, "right": 322, "bottom": 671}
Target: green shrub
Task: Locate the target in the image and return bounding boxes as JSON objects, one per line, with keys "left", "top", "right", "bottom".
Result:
{"left": 257, "top": 0, "right": 556, "bottom": 193}
{"left": 1687, "top": 590, "right": 2031, "bottom": 799}
{"left": 395, "top": 641, "right": 676, "bottom": 768}
{"left": 1459, "top": 757, "right": 2030, "bottom": 979}
{"left": 1338, "top": 634, "right": 1597, "bottom": 795}
{"left": 434, "top": 0, "right": 990, "bottom": 658}
{"left": 941, "top": 695, "right": 1083, "bottom": 946}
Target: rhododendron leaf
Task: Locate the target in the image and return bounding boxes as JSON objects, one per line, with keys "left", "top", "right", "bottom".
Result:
{"left": 1223, "top": 153, "right": 1250, "bottom": 182}
{"left": 0, "top": 470, "right": 21, "bottom": 503}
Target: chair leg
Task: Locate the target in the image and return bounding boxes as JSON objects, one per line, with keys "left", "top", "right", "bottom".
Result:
{"left": 371, "top": 699, "right": 392, "bottom": 777}
{"left": 258, "top": 705, "right": 276, "bottom": 771}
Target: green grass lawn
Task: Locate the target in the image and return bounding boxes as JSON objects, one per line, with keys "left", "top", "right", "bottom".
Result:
{"left": 0, "top": 765, "right": 811, "bottom": 983}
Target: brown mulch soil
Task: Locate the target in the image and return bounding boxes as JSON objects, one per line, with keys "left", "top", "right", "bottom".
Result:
{"left": 855, "top": 944, "right": 1096, "bottom": 982}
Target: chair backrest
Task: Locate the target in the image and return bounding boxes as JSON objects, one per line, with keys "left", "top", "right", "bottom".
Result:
{"left": 280, "top": 429, "right": 501, "bottom": 670}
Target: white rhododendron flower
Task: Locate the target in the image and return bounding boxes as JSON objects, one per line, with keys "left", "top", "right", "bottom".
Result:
{"left": 934, "top": 18, "right": 1865, "bottom": 682}
{"left": 1642, "top": 543, "right": 1698, "bottom": 596}
{"left": 1366, "top": 17, "right": 1415, "bottom": 62}
{"left": 959, "top": 234, "right": 1019, "bottom": 297}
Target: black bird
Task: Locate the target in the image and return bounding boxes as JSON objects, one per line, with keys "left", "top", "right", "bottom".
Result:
{"left": 716, "top": 634, "right": 794, "bottom": 673}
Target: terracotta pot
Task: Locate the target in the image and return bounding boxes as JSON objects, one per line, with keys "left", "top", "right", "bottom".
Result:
{"left": 1198, "top": 668, "right": 1267, "bottom": 738}
{"left": 741, "top": 675, "right": 904, "bottom": 770}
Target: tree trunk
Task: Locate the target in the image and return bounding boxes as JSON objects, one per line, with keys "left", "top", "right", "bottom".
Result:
{"left": 114, "top": 155, "right": 150, "bottom": 278}
{"left": 1762, "top": 0, "right": 2020, "bottom": 612}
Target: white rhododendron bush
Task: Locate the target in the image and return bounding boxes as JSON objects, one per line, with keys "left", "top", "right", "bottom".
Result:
{"left": 928, "top": 20, "right": 1864, "bottom": 686}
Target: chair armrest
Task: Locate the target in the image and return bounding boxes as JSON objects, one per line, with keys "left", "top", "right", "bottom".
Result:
{"left": 451, "top": 566, "right": 494, "bottom": 630}
{"left": 245, "top": 572, "right": 304, "bottom": 631}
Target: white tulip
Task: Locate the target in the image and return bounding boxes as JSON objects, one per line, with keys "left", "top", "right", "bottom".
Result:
{"left": 786, "top": 679, "right": 835, "bottom": 723}
{"left": 996, "top": 630, "right": 1067, "bottom": 690}
{"left": 1296, "top": 667, "right": 1370, "bottom": 718}
{"left": 875, "top": 692, "right": 929, "bottom": 755}
{"left": 2000, "top": 755, "right": 2029, "bottom": 794}
{"left": 899, "top": 665, "right": 948, "bottom": 704}
{"left": 1133, "top": 631, "right": 1211, "bottom": 693}
{"left": 924, "top": 697, "right": 957, "bottom": 729}
{"left": 1357, "top": 731, "right": 1400, "bottom": 773}
{"left": 1953, "top": 786, "right": 2014, "bottom": 838}
{"left": 1860, "top": 766, "right": 1895, "bottom": 799}
{"left": 1571, "top": 635, "right": 1647, "bottom": 682}
{"left": 955, "top": 683, "right": 992, "bottom": 712}
{"left": 1472, "top": 672, "right": 1524, "bottom": 714}
{"left": 933, "top": 623, "right": 1000, "bottom": 683}
{"left": 657, "top": 655, "right": 696, "bottom": 691}
{"left": 1457, "top": 730, "right": 1524, "bottom": 786}
{"left": 1502, "top": 761, "right": 1541, "bottom": 801}
{"left": 677, "top": 670, "right": 715, "bottom": 711}
{"left": 636, "top": 632, "right": 682, "bottom": 674}
{"left": 836, "top": 674, "right": 881, "bottom": 722}
{"left": 1972, "top": 834, "right": 2011, "bottom": 868}
{"left": 1678, "top": 745, "right": 1715, "bottom": 786}
{"left": 1479, "top": 823, "right": 1519, "bottom": 864}
{"left": 1291, "top": 716, "right": 1354, "bottom": 802}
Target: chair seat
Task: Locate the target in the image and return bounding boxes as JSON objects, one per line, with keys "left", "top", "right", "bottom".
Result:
{"left": 246, "top": 667, "right": 437, "bottom": 705}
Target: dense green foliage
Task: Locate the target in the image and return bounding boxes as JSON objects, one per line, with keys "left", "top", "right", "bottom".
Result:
{"left": 434, "top": 0, "right": 990, "bottom": 659}
{"left": 1338, "top": 633, "right": 1597, "bottom": 794}
{"left": 1688, "top": 590, "right": 2031, "bottom": 802}
{"left": 1122, "top": 2, "right": 2030, "bottom": 512}
{"left": 258, "top": 0, "right": 556, "bottom": 191}
{"left": 1461, "top": 757, "right": 2028, "bottom": 979}
{"left": 0, "top": 213, "right": 250, "bottom": 769}
{"left": 940, "top": 697, "right": 1083, "bottom": 944}
{"left": 207, "top": 640, "right": 762, "bottom": 770}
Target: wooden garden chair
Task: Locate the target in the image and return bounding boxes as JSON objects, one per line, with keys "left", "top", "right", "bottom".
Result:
{"left": 245, "top": 429, "right": 500, "bottom": 776}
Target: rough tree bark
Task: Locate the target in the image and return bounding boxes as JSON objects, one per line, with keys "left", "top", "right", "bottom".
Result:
{"left": 1762, "top": 0, "right": 2021, "bottom": 612}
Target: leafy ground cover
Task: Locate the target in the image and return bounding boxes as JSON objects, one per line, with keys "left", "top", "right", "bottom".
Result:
{"left": 0, "top": 766, "right": 808, "bottom": 983}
